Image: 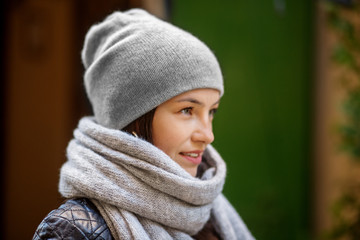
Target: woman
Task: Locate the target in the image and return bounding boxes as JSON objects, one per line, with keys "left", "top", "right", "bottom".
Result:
{"left": 33, "top": 9, "right": 254, "bottom": 240}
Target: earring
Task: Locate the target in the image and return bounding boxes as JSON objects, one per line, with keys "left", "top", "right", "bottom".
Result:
{"left": 132, "top": 131, "right": 138, "bottom": 138}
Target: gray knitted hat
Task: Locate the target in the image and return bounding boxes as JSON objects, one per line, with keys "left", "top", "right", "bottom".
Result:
{"left": 82, "top": 9, "right": 224, "bottom": 130}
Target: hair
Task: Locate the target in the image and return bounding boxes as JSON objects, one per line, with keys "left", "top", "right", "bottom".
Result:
{"left": 122, "top": 108, "right": 156, "bottom": 143}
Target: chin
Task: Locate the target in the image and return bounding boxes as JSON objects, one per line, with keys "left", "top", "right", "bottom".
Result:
{"left": 186, "top": 168, "right": 198, "bottom": 177}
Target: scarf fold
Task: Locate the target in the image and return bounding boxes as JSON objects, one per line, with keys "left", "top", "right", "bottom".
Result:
{"left": 59, "top": 117, "right": 254, "bottom": 240}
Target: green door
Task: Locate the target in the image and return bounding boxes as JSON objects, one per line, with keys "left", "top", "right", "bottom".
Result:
{"left": 172, "top": 1, "right": 313, "bottom": 239}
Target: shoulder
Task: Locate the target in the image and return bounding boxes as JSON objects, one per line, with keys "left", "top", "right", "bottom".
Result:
{"left": 33, "top": 198, "right": 113, "bottom": 240}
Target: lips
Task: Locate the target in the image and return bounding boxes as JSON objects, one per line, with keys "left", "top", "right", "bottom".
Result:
{"left": 180, "top": 151, "right": 203, "bottom": 165}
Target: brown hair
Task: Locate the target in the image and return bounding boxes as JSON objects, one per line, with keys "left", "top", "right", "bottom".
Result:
{"left": 122, "top": 108, "right": 156, "bottom": 143}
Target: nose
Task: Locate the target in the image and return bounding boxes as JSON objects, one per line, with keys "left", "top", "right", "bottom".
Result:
{"left": 192, "top": 118, "right": 214, "bottom": 144}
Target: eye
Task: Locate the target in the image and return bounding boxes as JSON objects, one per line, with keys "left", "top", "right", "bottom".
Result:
{"left": 209, "top": 108, "right": 218, "bottom": 117}
{"left": 180, "top": 107, "right": 193, "bottom": 115}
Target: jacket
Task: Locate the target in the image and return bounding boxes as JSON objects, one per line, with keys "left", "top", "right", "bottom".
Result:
{"left": 33, "top": 198, "right": 113, "bottom": 240}
{"left": 33, "top": 198, "right": 221, "bottom": 239}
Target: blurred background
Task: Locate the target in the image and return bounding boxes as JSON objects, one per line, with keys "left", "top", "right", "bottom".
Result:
{"left": 2, "top": 0, "right": 360, "bottom": 239}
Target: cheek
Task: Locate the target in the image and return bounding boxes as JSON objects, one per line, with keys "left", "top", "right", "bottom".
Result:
{"left": 152, "top": 116, "right": 188, "bottom": 156}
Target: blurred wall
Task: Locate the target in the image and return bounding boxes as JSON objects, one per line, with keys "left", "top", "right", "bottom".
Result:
{"left": 4, "top": 1, "right": 77, "bottom": 239}
{"left": 312, "top": 1, "right": 360, "bottom": 237}
{"left": 2, "top": 0, "right": 167, "bottom": 239}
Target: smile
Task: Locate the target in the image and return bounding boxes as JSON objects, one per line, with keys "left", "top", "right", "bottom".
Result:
{"left": 182, "top": 152, "right": 199, "bottom": 157}
{"left": 180, "top": 151, "right": 203, "bottom": 165}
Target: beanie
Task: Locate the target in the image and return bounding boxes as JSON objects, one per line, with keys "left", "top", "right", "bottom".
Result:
{"left": 81, "top": 9, "right": 224, "bottom": 130}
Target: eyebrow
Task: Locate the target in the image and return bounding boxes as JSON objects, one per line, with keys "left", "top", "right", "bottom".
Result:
{"left": 176, "top": 98, "right": 220, "bottom": 106}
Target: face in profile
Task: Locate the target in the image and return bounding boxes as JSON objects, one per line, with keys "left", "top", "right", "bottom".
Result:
{"left": 152, "top": 88, "right": 220, "bottom": 176}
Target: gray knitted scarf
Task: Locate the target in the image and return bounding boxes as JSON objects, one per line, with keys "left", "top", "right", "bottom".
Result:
{"left": 59, "top": 117, "right": 254, "bottom": 240}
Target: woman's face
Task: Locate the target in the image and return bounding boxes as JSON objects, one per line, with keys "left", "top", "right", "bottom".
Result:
{"left": 152, "top": 88, "right": 220, "bottom": 176}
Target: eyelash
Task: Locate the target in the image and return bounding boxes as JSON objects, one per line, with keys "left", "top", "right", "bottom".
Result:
{"left": 209, "top": 108, "right": 218, "bottom": 116}
{"left": 180, "top": 107, "right": 218, "bottom": 116}
{"left": 180, "top": 107, "right": 193, "bottom": 115}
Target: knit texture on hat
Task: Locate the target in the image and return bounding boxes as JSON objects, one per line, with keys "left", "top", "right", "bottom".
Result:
{"left": 81, "top": 9, "right": 224, "bottom": 130}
